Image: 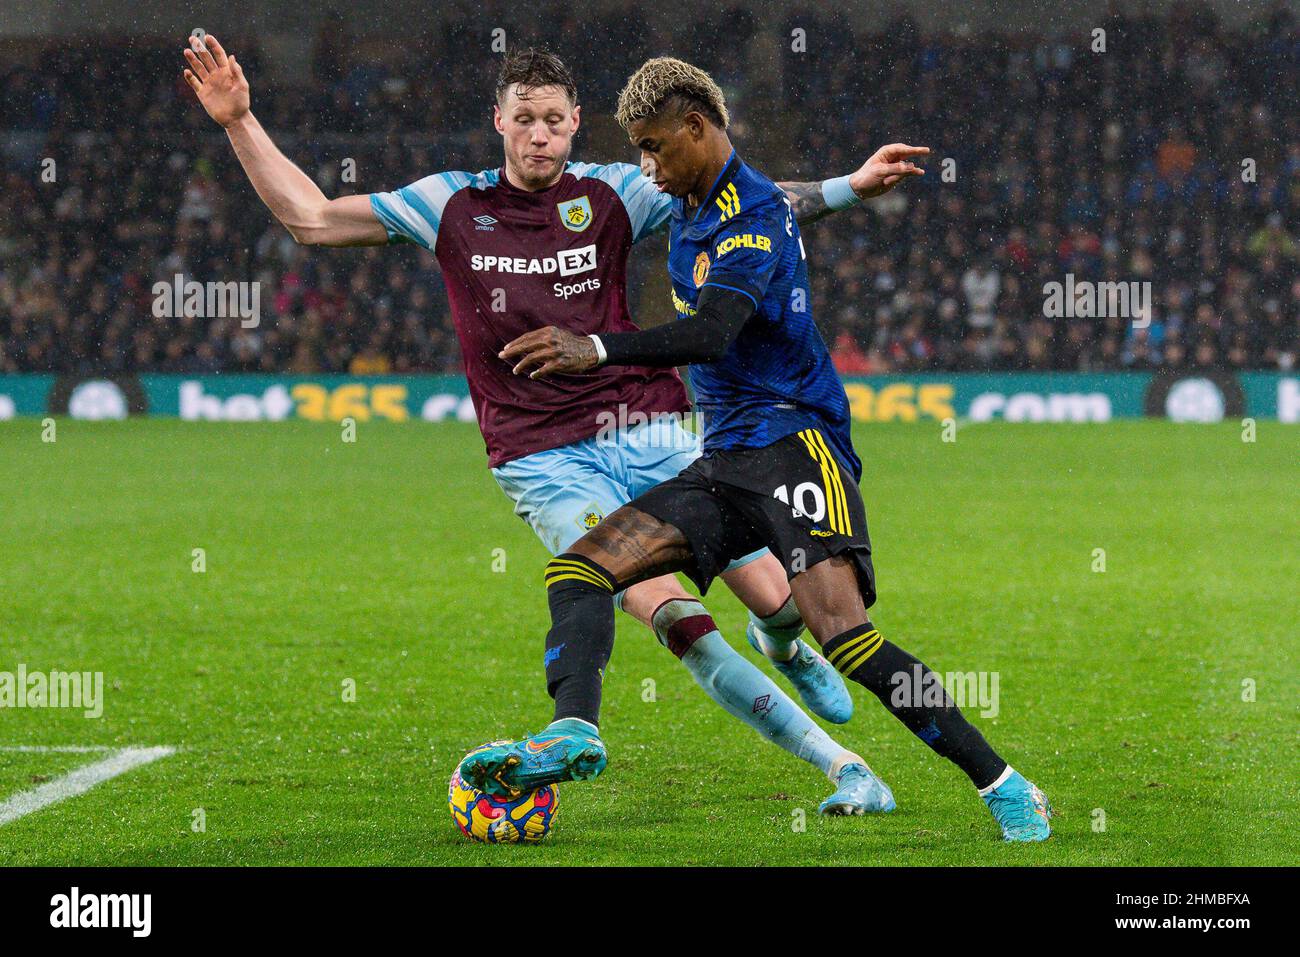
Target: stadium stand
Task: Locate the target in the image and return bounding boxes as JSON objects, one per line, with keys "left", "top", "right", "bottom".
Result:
{"left": 1, "top": 5, "right": 1295, "bottom": 375}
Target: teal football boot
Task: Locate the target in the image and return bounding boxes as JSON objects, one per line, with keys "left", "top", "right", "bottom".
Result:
{"left": 981, "top": 769, "right": 1052, "bottom": 841}
{"left": 459, "top": 718, "right": 607, "bottom": 798}
{"left": 819, "top": 762, "right": 896, "bottom": 815}
{"left": 746, "top": 622, "right": 854, "bottom": 724}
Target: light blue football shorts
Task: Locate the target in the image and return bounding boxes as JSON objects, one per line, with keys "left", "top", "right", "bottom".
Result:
{"left": 491, "top": 419, "right": 766, "bottom": 607}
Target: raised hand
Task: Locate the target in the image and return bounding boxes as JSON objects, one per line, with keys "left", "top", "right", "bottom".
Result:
{"left": 182, "top": 34, "right": 250, "bottom": 128}
{"left": 848, "top": 143, "right": 930, "bottom": 198}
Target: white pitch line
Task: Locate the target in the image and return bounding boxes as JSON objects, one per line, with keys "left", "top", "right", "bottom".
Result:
{"left": 0, "top": 745, "right": 113, "bottom": 753}
{"left": 0, "top": 746, "right": 175, "bottom": 827}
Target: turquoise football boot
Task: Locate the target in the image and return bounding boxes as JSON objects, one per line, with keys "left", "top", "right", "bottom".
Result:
{"left": 981, "top": 769, "right": 1052, "bottom": 842}
{"left": 459, "top": 718, "right": 607, "bottom": 798}
{"left": 819, "top": 762, "right": 896, "bottom": 815}
{"left": 746, "top": 622, "right": 854, "bottom": 724}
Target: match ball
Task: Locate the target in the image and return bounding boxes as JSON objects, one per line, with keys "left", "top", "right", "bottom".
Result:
{"left": 448, "top": 742, "right": 559, "bottom": 844}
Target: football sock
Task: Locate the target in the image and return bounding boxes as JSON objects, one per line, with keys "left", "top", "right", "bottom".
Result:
{"left": 827, "top": 752, "right": 869, "bottom": 779}
{"left": 545, "top": 716, "right": 600, "bottom": 737}
{"left": 544, "top": 554, "right": 620, "bottom": 726}
{"left": 822, "top": 623, "right": 1008, "bottom": 789}
{"left": 652, "top": 598, "right": 846, "bottom": 777}
{"left": 748, "top": 594, "right": 804, "bottom": 662}
{"left": 976, "top": 764, "right": 1016, "bottom": 796}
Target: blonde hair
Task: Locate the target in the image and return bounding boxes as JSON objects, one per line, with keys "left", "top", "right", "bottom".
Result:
{"left": 615, "top": 57, "right": 729, "bottom": 130}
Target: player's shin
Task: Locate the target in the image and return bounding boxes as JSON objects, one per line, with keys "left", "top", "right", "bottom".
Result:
{"left": 822, "top": 624, "right": 1008, "bottom": 790}
{"left": 651, "top": 599, "right": 850, "bottom": 777}
{"left": 544, "top": 554, "right": 619, "bottom": 726}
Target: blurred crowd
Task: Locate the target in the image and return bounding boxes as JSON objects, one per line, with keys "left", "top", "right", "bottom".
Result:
{"left": 1, "top": 3, "right": 1296, "bottom": 377}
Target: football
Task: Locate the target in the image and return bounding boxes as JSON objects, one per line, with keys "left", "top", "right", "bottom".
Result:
{"left": 448, "top": 743, "right": 560, "bottom": 844}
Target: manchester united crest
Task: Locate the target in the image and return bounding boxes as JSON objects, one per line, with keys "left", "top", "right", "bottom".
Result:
{"left": 693, "top": 251, "right": 710, "bottom": 287}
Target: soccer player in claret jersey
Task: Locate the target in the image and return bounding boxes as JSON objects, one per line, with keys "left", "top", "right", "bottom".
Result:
{"left": 467, "top": 58, "right": 1053, "bottom": 842}
{"left": 184, "top": 35, "right": 907, "bottom": 813}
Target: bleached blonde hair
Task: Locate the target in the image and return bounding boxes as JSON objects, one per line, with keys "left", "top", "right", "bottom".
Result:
{"left": 615, "top": 57, "right": 729, "bottom": 131}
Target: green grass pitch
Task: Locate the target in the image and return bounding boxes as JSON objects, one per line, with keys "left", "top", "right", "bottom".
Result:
{"left": 1, "top": 418, "right": 1295, "bottom": 866}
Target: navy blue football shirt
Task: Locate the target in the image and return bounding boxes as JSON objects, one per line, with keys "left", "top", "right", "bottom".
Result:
{"left": 666, "top": 151, "right": 861, "bottom": 479}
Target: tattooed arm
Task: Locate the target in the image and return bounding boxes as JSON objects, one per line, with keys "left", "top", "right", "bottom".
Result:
{"left": 778, "top": 143, "right": 932, "bottom": 226}
{"left": 777, "top": 179, "right": 837, "bottom": 225}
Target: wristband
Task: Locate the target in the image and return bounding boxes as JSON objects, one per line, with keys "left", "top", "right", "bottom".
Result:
{"left": 588, "top": 334, "right": 608, "bottom": 365}
{"left": 821, "top": 175, "right": 861, "bottom": 211}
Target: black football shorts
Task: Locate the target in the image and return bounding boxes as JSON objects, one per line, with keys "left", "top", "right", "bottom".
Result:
{"left": 632, "top": 428, "right": 876, "bottom": 605}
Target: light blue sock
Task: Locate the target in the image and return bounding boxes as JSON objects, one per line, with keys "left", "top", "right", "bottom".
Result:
{"left": 749, "top": 594, "right": 805, "bottom": 661}
{"left": 653, "top": 600, "right": 848, "bottom": 777}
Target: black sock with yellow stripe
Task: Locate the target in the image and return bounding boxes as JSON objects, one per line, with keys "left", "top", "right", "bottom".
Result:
{"left": 822, "top": 624, "right": 1007, "bottom": 789}
{"left": 543, "top": 553, "right": 620, "bottom": 726}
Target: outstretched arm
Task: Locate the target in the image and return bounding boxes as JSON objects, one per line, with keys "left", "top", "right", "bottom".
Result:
{"left": 778, "top": 143, "right": 930, "bottom": 225}
{"left": 499, "top": 287, "right": 754, "bottom": 379}
{"left": 182, "top": 33, "right": 387, "bottom": 247}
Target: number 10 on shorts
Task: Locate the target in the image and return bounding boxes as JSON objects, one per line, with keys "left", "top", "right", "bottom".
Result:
{"left": 773, "top": 482, "right": 826, "bottom": 523}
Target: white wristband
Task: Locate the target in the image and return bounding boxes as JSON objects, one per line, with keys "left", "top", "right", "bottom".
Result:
{"left": 822, "top": 175, "right": 861, "bottom": 211}
{"left": 588, "top": 334, "right": 608, "bottom": 365}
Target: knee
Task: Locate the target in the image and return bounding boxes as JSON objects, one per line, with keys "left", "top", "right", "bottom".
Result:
{"left": 623, "top": 577, "right": 692, "bottom": 626}
{"left": 722, "top": 551, "right": 790, "bottom": 618}
{"left": 790, "top": 557, "right": 870, "bottom": 645}
{"left": 805, "top": 608, "right": 873, "bottom": 647}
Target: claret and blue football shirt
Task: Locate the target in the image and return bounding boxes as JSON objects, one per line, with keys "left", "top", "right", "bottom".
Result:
{"left": 370, "top": 162, "right": 689, "bottom": 467}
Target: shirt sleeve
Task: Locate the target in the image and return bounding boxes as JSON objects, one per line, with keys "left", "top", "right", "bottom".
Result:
{"left": 570, "top": 162, "right": 672, "bottom": 244}
{"left": 599, "top": 285, "right": 756, "bottom": 368}
{"left": 701, "top": 198, "right": 788, "bottom": 309}
{"left": 369, "top": 169, "right": 494, "bottom": 250}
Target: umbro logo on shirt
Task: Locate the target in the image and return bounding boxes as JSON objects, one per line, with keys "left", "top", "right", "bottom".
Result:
{"left": 473, "top": 215, "right": 497, "bottom": 230}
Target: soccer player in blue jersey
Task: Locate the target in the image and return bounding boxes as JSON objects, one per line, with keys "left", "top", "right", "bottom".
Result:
{"left": 184, "top": 36, "right": 912, "bottom": 813}
{"left": 467, "top": 58, "right": 1052, "bottom": 841}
